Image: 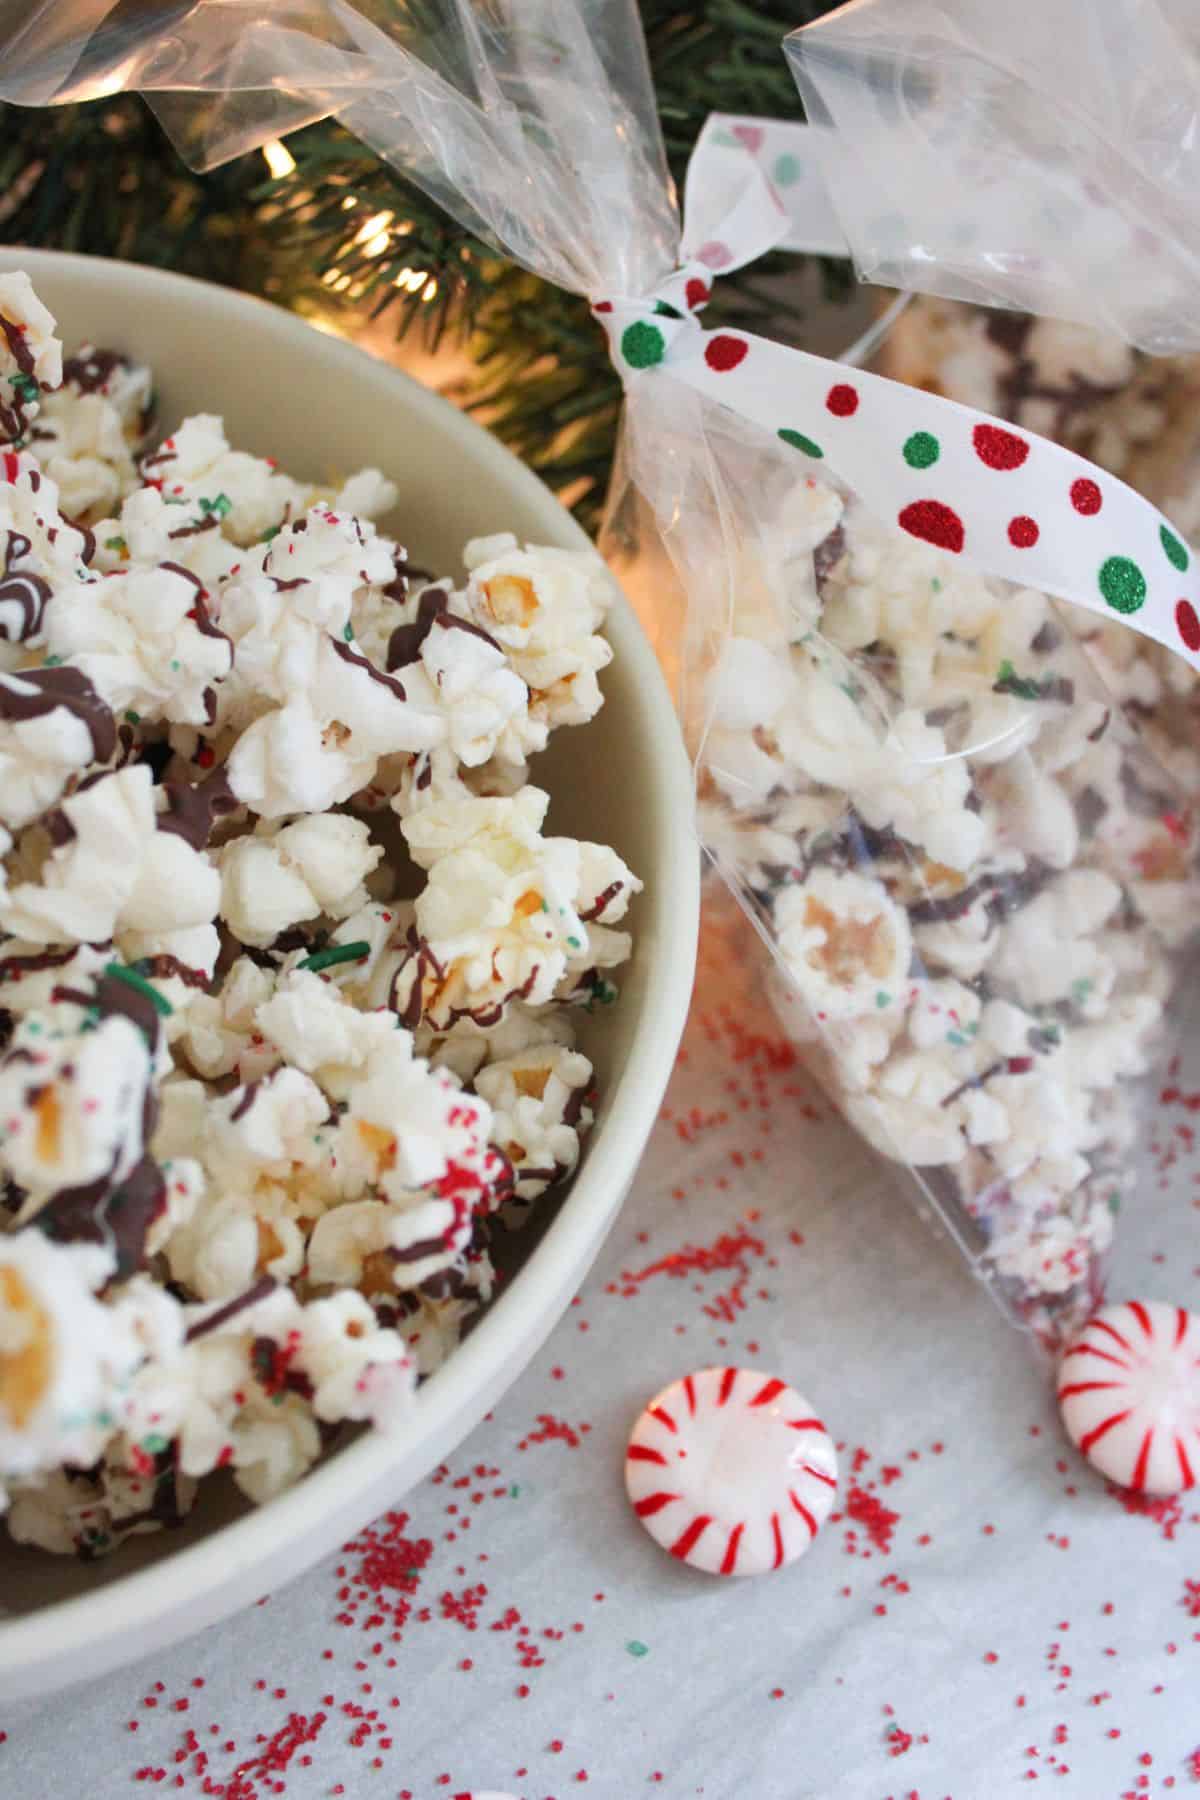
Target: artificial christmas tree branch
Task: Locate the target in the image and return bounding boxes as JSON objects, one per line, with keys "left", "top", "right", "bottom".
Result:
{"left": 0, "top": 0, "right": 845, "bottom": 526}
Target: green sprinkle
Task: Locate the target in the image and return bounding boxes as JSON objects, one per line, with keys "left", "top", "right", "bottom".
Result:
{"left": 1071, "top": 978, "right": 1093, "bottom": 1004}
{"left": 567, "top": 936, "right": 582, "bottom": 950}
{"left": 946, "top": 1030, "right": 968, "bottom": 1047}
{"left": 1098, "top": 555, "right": 1146, "bottom": 616}
{"left": 261, "top": 524, "right": 281, "bottom": 542}
{"left": 931, "top": 578, "right": 942, "bottom": 593}
{"left": 170, "top": 659, "right": 181, "bottom": 671}
{"left": 342, "top": 622, "right": 354, "bottom": 641}
{"left": 11, "top": 372, "right": 38, "bottom": 402}
{"left": 124, "top": 710, "right": 140, "bottom": 725}
{"left": 26, "top": 1019, "right": 41, "bottom": 1035}
{"left": 778, "top": 427, "right": 823, "bottom": 459}
{"left": 1107, "top": 1190, "right": 1121, "bottom": 1216}
{"left": 41, "top": 654, "right": 63, "bottom": 667}
{"left": 142, "top": 1433, "right": 169, "bottom": 1454}
{"left": 1160, "top": 524, "right": 1189, "bottom": 572}
{"left": 298, "top": 940, "right": 370, "bottom": 974}
{"left": 104, "top": 535, "right": 128, "bottom": 554}
{"left": 772, "top": 152, "right": 801, "bottom": 187}
{"left": 902, "top": 430, "right": 940, "bottom": 470}
{"left": 509, "top": 1483, "right": 520, "bottom": 1498}
{"left": 993, "top": 659, "right": 1042, "bottom": 702}
{"left": 626, "top": 1640, "right": 649, "bottom": 1658}
{"left": 875, "top": 990, "right": 890, "bottom": 1008}
{"left": 199, "top": 492, "right": 233, "bottom": 519}
{"left": 621, "top": 320, "right": 666, "bottom": 370}
{"left": 104, "top": 961, "right": 173, "bottom": 1016}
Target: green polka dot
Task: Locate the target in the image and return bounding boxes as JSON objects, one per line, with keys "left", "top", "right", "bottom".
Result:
{"left": 772, "top": 152, "right": 801, "bottom": 187}
{"left": 778, "top": 427, "right": 823, "bottom": 459}
{"left": 1098, "top": 555, "right": 1147, "bottom": 615}
{"left": 653, "top": 299, "right": 682, "bottom": 320}
{"left": 903, "top": 430, "right": 939, "bottom": 469}
{"left": 1160, "top": 523, "right": 1190, "bottom": 571}
{"left": 621, "top": 321, "right": 666, "bottom": 369}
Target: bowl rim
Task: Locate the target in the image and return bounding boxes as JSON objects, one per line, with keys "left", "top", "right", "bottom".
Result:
{"left": 0, "top": 250, "right": 699, "bottom": 1676}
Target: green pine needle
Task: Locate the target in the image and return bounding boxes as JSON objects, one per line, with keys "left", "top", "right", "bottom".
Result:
{"left": 0, "top": 1, "right": 845, "bottom": 528}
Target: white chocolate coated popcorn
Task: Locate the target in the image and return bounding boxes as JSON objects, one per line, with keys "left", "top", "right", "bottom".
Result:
{"left": 0, "top": 274, "right": 633, "bottom": 1555}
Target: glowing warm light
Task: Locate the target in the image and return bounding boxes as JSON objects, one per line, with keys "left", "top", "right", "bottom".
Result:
{"left": 355, "top": 209, "right": 394, "bottom": 245}
{"left": 320, "top": 268, "right": 342, "bottom": 288}
{"left": 421, "top": 279, "right": 439, "bottom": 303}
{"left": 261, "top": 139, "right": 297, "bottom": 179}
{"left": 362, "top": 230, "right": 391, "bottom": 259}
{"left": 392, "top": 267, "right": 430, "bottom": 292}
{"left": 341, "top": 195, "right": 358, "bottom": 211}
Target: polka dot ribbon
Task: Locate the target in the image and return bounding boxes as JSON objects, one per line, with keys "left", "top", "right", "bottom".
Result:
{"left": 591, "top": 120, "right": 1200, "bottom": 669}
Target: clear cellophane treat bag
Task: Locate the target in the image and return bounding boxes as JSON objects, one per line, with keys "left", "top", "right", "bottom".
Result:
{"left": 8, "top": 0, "right": 1200, "bottom": 1347}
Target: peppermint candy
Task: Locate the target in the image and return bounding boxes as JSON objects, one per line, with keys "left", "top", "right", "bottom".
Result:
{"left": 1058, "top": 1300, "right": 1200, "bottom": 1495}
{"left": 625, "top": 1366, "right": 837, "bottom": 1575}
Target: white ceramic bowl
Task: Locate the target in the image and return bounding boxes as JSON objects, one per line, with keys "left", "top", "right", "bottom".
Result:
{"left": 0, "top": 250, "right": 699, "bottom": 1700}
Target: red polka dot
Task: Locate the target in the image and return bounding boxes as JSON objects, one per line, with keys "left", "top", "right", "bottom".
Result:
{"left": 697, "top": 240, "right": 732, "bottom": 270}
{"left": 1070, "top": 477, "right": 1102, "bottom": 515}
{"left": 1176, "top": 599, "right": 1200, "bottom": 652}
{"left": 826, "top": 383, "right": 859, "bottom": 417}
{"left": 732, "top": 124, "right": 765, "bottom": 154}
{"left": 898, "top": 499, "right": 964, "bottom": 554}
{"left": 685, "top": 278, "right": 711, "bottom": 311}
{"left": 1008, "top": 515, "right": 1039, "bottom": 547}
{"left": 704, "top": 334, "right": 748, "bottom": 373}
{"left": 973, "top": 423, "right": 1030, "bottom": 471}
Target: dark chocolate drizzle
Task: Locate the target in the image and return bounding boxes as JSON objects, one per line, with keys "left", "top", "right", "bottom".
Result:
{"left": 33, "top": 1154, "right": 167, "bottom": 1282}
{"left": 0, "top": 943, "right": 88, "bottom": 987}
{"left": 0, "top": 529, "right": 51, "bottom": 640}
{"left": 184, "top": 1275, "right": 278, "bottom": 1344}
{"left": 985, "top": 311, "right": 1125, "bottom": 442}
{"left": 813, "top": 524, "right": 847, "bottom": 601}
{"left": 228, "top": 1081, "right": 260, "bottom": 1123}
{"left": 328, "top": 632, "right": 408, "bottom": 702}
{"left": 0, "top": 315, "right": 35, "bottom": 377}
{"left": 578, "top": 881, "right": 624, "bottom": 923}
{"left": 385, "top": 586, "right": 449, "bottom": 670}
{"left": 0, "top": 664, "right": 117, "bottom": 763}
{"left": 157, "top": 766, "right": 237, "bottom": 851}
{"left": 132, "top": 953, "right": 210, "bottom": 991}
{"left": 62, "top": 346, "right": 129, "bottom": 396}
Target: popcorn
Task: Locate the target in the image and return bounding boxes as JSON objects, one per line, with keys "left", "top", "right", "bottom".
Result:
{"left": 218, "top": 813, "right": 382, "bottom": 947}
{"left": 462, "top": 534, "right": 614, "bottom": 728}
{"left": 0, "top": 272, "right": 62, "bottom": 449}
{"left": 475, "top": 1041, "right": 595, "bottom": 1205}
{"left": 0, "top": 665, "right": 116, "bottom": 830}
{"left": 706, "top": 456, "right": 1196, "bottom": 1340}
{"left": 0, "top": 1233, "right": 166, "bottom": 1498}
{"left": 391, "top": 786, "right": 640, "bottom": 1028}
{"left": 0, "top": 1009, "right": 153, "bottom": 1198}
{"left": 0, "top": 764, "right": 219, "bottom": 947}
{"left": 775, "top": 868, "right": 912, "bottom": 1024}
{"left": 41, "top": 561, "right": 233, "bottom": 728}
{"left": 0, "top": 275, "right": 635, "bottom": 1556}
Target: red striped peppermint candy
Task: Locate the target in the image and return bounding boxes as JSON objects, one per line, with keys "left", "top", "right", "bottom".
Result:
{"left": 1058, "top": 1300, "right": 1200, "bottom": 1495}
{"left": 625, "top": 1366, "right": 838, "bottom": 1575}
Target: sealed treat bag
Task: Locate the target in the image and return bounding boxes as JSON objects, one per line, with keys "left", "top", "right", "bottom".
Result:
{"left": 871, "top": 296, "right": 1200, "bottom": 817}
{"left": 5, "top": 0, "right": 1200, "bottom": 1353}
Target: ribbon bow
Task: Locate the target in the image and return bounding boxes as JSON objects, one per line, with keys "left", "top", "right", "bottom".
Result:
{"left": 593, "top": 118, "right": 1200, "bottom": 670}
